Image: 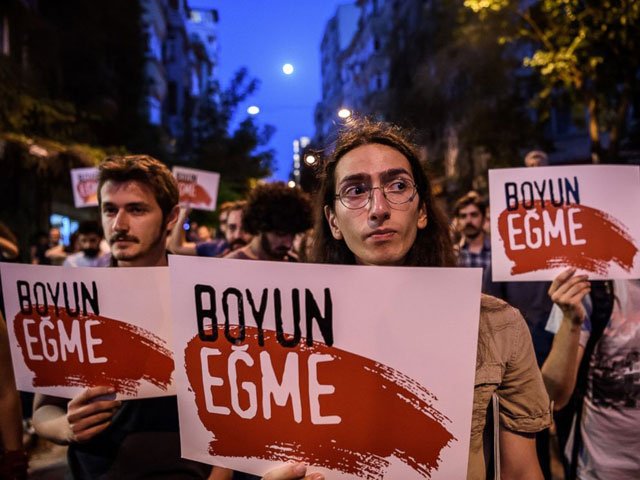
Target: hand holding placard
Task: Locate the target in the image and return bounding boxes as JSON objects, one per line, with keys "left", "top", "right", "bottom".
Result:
{"left": 66, "top": 386, "right": 121, "bottom": 443}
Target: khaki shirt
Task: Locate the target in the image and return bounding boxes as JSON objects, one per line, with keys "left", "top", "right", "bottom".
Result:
{"left": 467, "top": 295, "right": 552, "bottom": 479}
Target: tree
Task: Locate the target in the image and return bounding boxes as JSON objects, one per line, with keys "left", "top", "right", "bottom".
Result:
{"left": 387, "top": 0, "right": 543, "bottom": 197}
{"left": 182, "top": 68, "right": 275, "bottom": 201}
{"left": 465, "top": 0, "right": 640, "bottom": 163}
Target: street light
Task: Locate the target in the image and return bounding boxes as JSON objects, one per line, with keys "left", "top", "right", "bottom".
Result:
{"left": 282, "top": 64, "right": 294, "bottom": 75}
{"left": 304, "top": 154, "right": 317, "bottom": 166}
{"left": 247, "top": 105, "right": 260, "bottom": 115}
{"left": 338, "top": 108, "right": 351, "bottom": 119}
{"left": 287, "top": 180, "right": 296, "bottom": 188}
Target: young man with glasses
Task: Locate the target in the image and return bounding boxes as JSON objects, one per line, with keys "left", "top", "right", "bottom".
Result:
{"left": 311, "top": 118, "right": 551, "bottom": 479}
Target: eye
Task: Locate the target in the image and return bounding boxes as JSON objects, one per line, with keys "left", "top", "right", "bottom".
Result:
{"left": 128, "top": 206, "right": 147, "bottom": 215}
{"left": 386, "top": 178, "right": 409, "bottom": 192}
{"left": 342, "top": 184, "right": 369, "bottom": 197}
{"left": 102, "top": 206, "right": 117, "bottom": 216}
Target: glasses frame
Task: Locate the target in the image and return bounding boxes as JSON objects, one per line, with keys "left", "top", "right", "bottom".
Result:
{"left": 334, "top": 180, "right": 418, "bottom": 210}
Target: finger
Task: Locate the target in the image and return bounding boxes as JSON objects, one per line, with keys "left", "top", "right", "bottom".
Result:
{"left": 559, "top": 280, "right": 590, "bottom": 301}
{"left": 548, "top": 267, "right": 577, "bottom": 296}
{"left": 550, "top": 275, "right": 588, "bottom": 301}
{"left": 68, "top": 399, "right": 121, "bottom": 423}
{"left": 70, "top": 410, "right": 115, "bottom": 436}
{"left": 72, "top": 419, "right": 113, "bottom": 443}
{"left": 69, "top": 386, "right": 115, "bottom": 408}
{"left": 262, "top": 462, "right": 307, "bottom": 480}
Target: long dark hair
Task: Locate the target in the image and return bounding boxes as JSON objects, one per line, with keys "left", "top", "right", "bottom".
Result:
{"left": 311, "top": 118, "right": 455, "bottom": 267}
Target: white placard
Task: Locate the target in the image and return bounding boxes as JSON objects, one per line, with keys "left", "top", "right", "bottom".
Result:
{"left": 0, "top": 263, "right": 175, "bottom": 399}
{"left": 70, "top": 167, "right": 99, "bottom": 208}
{"left": 489, "top": 165, "right": 640, "bottom": 281}
{"left": 169, "top": 256, "right": 482, "bottom": 479}
{"left": 172, "top": 166, "right": 220, "bottom": 211}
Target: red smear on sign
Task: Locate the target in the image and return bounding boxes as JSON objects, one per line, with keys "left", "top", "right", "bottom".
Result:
{"left": 184, "top": 326, "right": 455, "bottom": 478}
{"left": 498, "top": 201, "right": 638, "bottom": 275}
{"left": 178, "top": 181, "right": 212, "bottom": 206}
{"left": 13, "top": 306, "right": 173, "bottom": 395}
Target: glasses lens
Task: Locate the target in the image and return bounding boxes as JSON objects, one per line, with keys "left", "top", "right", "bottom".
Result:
{"left": 340, "top": 184, "right": 370, "bottom": 209}
{"left": 384, "top": 179, "right": 416, "bottom": 204}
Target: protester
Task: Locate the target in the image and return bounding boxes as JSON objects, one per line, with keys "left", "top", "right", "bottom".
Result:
{"left": 0, "top": 222, "right": 19, "bottom": 263}
{"left": 0, "top": 311, "right": 27, "bottom": 480}
{"left": 32, "top": 155, "right": 212, "bottom": 479}
{"left": 311, "top": 118, "right": 551, "bottom": 479}
{"left": 483, "top": 149, "right": 556, "bottom": 478}
{"left": 454, "top": 191, "right": 491, "bottom": 274}
{"left": 524, "top": 150, "right": 549, "bottom": 168}
{"left": 211, "top": 182, "right": 313, "bottom": 480}
{"left": 543, "top": 271, "right": 640, "bottom": 479}
{"left": 224, "top": 182, "right": 312, "bottom": 261}
{"left": 169, "top": 201, "right": 250, "bottom": 257}
{"left": 30, "top": 227, "right": 65, "bottom": 265}
{"left": 63, "top": 220, "right": 110, "bottom": 268}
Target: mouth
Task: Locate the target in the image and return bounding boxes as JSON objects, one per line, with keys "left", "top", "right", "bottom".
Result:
{"left": 366, "top": 229, "right": 397, "bottom": 241}
{"left": 110, "top": 236, "right": 138, "bottom": 246}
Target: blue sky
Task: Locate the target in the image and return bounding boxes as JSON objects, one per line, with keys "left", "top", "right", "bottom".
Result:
{"left": 189, "top": 0, "right": 350, "bottom": 181}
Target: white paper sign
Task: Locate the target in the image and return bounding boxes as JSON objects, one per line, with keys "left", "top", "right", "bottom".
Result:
{"left": 169, "top": 256, "right": 482, "bottom": 479}
{"left": 489, "top": 165, "right": 640, "bottom": 281}
{"left": 172, "top": 166, "right": 220, "bottom": 211}
{"left": 0, "top": 263, "right": 175, "bottom": 399}
{"left": 70, "top": 167, "right": 99, "bottom": 208}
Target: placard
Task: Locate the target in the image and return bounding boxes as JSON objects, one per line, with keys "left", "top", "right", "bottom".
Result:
{"left": 172, "top": 166, "right": 220, "bottom": 211}
{"left": 70, "top": 167, "right": 99, "bottom": 208}
{"left": 169, "top": 256, "right": 482, "bottom": 479}
{"left": 0, "top": 263, "right": 175, "bottom": 399}
{"left": 489, "top": 165, "right": 640, "bottom": 281}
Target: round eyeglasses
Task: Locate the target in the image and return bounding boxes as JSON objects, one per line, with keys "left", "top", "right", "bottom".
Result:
{"left": 335, "top": 179, "right": 418, "bottom": 209}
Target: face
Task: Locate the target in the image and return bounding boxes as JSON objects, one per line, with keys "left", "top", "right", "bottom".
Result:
{"left": 78, "top": 233, "right": 102, "bottom": 257}
{"left": 196, "top": 225, "right": 211, "bottom": 242}
{"left": 225, "top": 209, "right": 251, "bottom": 245}
{"left": 219, "top": 211, "right": 229, "bottom": 235}
{"left": 49, "top": 228, "right": 61, "bottom": 244}
{"left": 100, "top": 180, "right": 178, "bottom": 266}
{"left": 325, "top": 143, "right": 427, "bottom": 266}
{"left": 457, "top": 204, "right": 484, "bottom": 240}
{"left": 260, "top": 232, "right": 295, "bottom": 260}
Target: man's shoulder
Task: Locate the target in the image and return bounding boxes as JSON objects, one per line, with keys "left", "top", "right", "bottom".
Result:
{"left": 196, "top": 239, "right": 227, "bottom": 257}
{"left": 479, "top": 294, "right": 524, "bottom": 331}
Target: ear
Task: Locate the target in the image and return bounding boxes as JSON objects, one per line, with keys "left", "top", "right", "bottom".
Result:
{"left": 324, "top": 205, "right": 343, "bottom": 240}
{"left": 165, "top": 205, "right": 181, "bottom": 233}
{"left": 417, "top": 202, "right": 428, "bottom": 230}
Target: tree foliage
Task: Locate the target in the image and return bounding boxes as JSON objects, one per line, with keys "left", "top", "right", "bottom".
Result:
{"left": 465, "top": 0, "right": 640, "bottom": 162}
{"left": 387, "top": 1, "right": 543, "bottom": 195}
{"left": 183, "top": 68, "right": 275, "bottom": 200}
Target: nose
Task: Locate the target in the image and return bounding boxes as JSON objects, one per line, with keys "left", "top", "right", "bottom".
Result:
{"left": 368, "top": 187, "right": 391, "bottom": 223}
{"left": 112, "top": 210, "right": 129, "bottom": 232}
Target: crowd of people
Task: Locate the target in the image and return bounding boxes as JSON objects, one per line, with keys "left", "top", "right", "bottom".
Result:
{"left": 0, "top": 118, "right": 637, "bottom": 479}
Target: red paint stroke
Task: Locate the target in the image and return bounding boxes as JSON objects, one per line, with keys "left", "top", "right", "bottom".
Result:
{"left": 13, "top": 306, "right": 173, "bottom": 395}
{"left": 498, "top": 201, "right": 638, "bottom": 275}
{"left": 178, "top": 181, "right": 212, "bottom": 206}
{"left": 185, "top": 327, "right": 455, "bottom": 479}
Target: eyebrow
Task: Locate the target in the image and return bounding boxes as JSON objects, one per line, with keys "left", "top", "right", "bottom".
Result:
{"left": 101, "top": 201, "right": 150, "bottom": 209}
{"left": 338, "top": 168, "right": 413, "bottom": 186}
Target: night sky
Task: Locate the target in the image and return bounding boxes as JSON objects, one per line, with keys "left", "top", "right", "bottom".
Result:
{"left": 189, "top": 0, "right": 349, "bottom": 181}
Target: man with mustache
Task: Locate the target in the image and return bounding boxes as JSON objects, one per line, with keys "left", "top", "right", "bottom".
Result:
{"left": 31, "top": 155, "right": 213, "bottom": 479}
{"left": 455, "top": 191, "right": 491, "bottom": 274}
{"left": 224, "top": 182, "right": 312, "bottom": 262}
